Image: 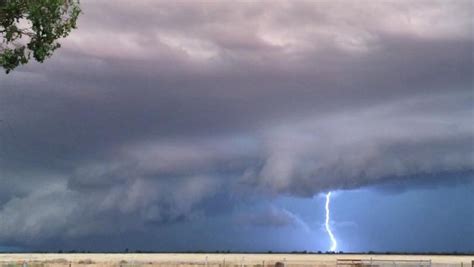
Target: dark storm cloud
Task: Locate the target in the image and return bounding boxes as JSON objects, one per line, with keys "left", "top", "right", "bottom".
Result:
{"left": 235, "top": 206, "right": 310, "bottom": 231}
{"left": 0, "top": 0, "right": 472, "bottom": 247}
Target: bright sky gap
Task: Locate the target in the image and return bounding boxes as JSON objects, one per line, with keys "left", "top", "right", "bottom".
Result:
{"left": 325, "top": 192, "right": 337, "bottom": 252}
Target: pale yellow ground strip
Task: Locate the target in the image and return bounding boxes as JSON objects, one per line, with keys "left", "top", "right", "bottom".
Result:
{"left": 0, "top": 253, "right": 473, "bottom": 266}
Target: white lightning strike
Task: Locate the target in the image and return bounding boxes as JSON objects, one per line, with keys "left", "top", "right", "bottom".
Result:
{"left": 325, "top": 192, "right": 337, "bottom": 252}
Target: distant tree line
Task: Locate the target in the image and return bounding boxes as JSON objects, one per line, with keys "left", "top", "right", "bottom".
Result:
{"left": 1, "top": 250, "right": 473, "bottom": 255}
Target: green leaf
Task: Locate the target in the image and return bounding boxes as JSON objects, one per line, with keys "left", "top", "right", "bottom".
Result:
{"left": 0, "top": 0, "right": 81, "bottom": 73}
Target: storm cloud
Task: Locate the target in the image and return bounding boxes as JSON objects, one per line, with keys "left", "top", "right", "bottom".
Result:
{"left": 0, "top": 0, "right": 472, "bottom": 249}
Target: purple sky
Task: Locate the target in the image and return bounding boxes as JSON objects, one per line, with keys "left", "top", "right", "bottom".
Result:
{"left": 0, "top": 0, "right": 473, "bottom": 252}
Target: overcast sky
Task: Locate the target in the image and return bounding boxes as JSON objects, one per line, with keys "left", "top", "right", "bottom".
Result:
{"left": 0, "top": 0, "right": 473, "bottom": 252}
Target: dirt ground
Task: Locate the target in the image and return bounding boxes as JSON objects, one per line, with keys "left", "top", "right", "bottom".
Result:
{"left": 0, "top": 253, "right": 472, "bottom": 267}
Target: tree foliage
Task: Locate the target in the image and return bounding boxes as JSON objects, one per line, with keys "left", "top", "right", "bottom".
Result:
{"left": 0, "top": 0, "right": 80, "bottom": 73}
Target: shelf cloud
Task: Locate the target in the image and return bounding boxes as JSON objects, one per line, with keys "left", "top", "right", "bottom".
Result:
{"left": 0, "top": 0, "right": 472, "bottom": 248}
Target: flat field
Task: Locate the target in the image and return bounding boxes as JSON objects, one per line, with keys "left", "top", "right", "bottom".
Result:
{"left": 0, "top": 253, "right": 472, "bottom": 267}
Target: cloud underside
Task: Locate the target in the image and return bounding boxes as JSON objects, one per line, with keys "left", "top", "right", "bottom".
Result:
{"left": 0, "top": 0, "right": 472, "bottom": 245}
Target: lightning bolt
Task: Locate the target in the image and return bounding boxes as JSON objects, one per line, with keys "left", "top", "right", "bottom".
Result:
{"left": 325, "top": 192, "right": 337, "bottom": 252}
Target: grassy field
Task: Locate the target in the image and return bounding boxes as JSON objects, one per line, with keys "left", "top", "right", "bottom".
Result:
{"left": 0, "top": 253, "right": 472, "bottom": 267}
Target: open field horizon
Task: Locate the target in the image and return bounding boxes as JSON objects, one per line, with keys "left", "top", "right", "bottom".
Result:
{"left": 1, "top": 253, "right": 473, "bottom": 266}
